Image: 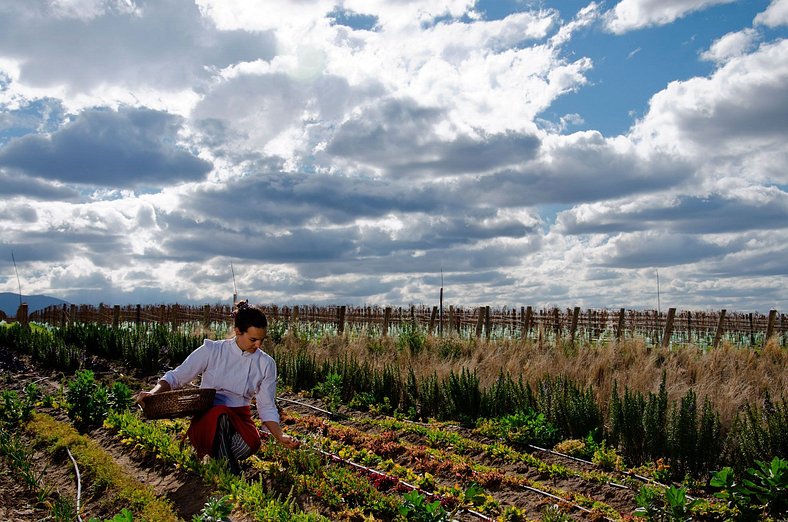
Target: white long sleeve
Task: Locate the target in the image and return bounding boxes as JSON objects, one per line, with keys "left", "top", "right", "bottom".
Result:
{"left": 162, "top": 338, "right": 280, "bottom": 423}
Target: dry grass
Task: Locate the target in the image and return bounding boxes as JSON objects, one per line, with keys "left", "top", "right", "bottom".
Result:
{"left": 286, "top": 330, "right": 787, "bottom": 429}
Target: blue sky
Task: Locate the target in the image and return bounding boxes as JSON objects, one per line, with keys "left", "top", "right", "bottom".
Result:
{"left": 0, "top": 0, "right": 786, "bottom": 312}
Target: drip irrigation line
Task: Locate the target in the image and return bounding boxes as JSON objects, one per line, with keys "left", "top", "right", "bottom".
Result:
{"left": 277, "top": 396, "right": 345, "bottom": 418}
{"left": 278, "top": 397, "right": 666, "bottom": 499}
{"left": 294, "top": 434, "right": 495, "bottom": 522}
{"left": 66, "top": 448, "right": 83, "bottom": 522}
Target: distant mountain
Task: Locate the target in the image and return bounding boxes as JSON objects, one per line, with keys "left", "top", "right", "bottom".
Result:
{"left": 0, "top": 292, "right": 71, "bottom": 318}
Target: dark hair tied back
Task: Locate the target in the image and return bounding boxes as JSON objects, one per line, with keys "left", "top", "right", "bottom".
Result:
{"left": 232, "top": 299, "right": 267, "bottom": 332}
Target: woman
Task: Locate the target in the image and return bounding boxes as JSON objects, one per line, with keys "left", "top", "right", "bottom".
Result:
{"left": 135, "top": 300, "right": 298, "bottom": 474}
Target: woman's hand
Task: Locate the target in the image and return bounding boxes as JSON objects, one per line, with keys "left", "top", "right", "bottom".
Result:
{"left": 278, "top": 433, "right": 300, "bottom": 450}
{"left": 134, "top": 390, "right": 154, "bottom": 405}
{"left": 135, "top": 379, "right": 171, "bottom": 404}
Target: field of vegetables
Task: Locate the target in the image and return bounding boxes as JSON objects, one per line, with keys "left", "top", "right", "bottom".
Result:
{"left": 0, "top": 316, "right": 786, "bottom": 521}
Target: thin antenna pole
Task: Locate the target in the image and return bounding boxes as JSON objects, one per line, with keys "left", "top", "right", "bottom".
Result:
{"left": 656, "top": 269, "right": 661, "bottom": 314}
{"left": 230, "top": 262, "right": 238, "bottom": 303}
{"left": 11, "top": 250, "right": 22, "bottom": 307}
{"left": 439, "top": 267, "right": 444, "bottom": 336}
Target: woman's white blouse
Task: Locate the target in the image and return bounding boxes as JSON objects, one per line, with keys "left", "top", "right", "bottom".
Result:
{"left": 161, "top": 338, "right": 280, "bottom": 423}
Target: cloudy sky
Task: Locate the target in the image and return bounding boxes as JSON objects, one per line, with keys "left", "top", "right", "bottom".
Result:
{"left": 1, "top": 0, "right": 786, "bottom": 311}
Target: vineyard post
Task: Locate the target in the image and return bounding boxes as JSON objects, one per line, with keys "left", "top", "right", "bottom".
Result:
{"left": 662, "top": 308, "right": 676, "bottom": 348}
{"left": 337, "top": 305, "right": 346, "bottom": 334}
{"left": 713, "top": 309, "right": 727, "bottom": 348}
{"left": 112, "top": 305, "right": 120, "bottom": 329}
{"left": 475, "top": 307, "right": 484, "bottom": 339}
{"left": 429, "top": 306, "right": 438, "bottom": 334}
{"left": 484, "top": 306, "right": 491, "bottom": 340}
{"left": 383, "top": 307, "right": 391, "bottom": 336}
{"left": 765, "top": 310, "right": 777, "bottom": 343}
{"left": 202, "top": 304, "right": 210, "bottom": 330}
{"left": 687, "top": 311, "right": 692, "bottom": 344}
{"left": 616, "top": 308, "right": 625, "bottom": 340}
{"left": 748, "top": 313, "right": 755, "bottom": 347}
{"left": 570, "top": 306, "right": 580, "bottom": 344}
{"left": 16, "top": 302, "right": 28, "bottom": 325}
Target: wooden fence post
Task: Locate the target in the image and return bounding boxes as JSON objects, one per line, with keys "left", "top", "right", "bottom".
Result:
{"left": 337, "top": 305, "right": 346, "bottom": 334}
{"left": 765, "top": 309, "right": 777, "bottom": 343}
{"left": 553, "top": 308, "right": 561, "bottom": 339}
{"left": 713, "top": 309, "right": 727, "bottom": 348}
{"left": 662, "top": 308, "right": 676, "bottom": 348}
{"left": 135, "top": 304, "right": 141, "bottom": 325}
{"left": 686, "top": 311, "right": 692, "bottom": 344}
{"left": 616, "top": 308, "right": 626, "bottom": 340}
{"left": 570, "top": 306, "right": 580, "bottom": 343}
{"left": 485, "top": 306, "right": 491, "bottom": 341}
{"left": 523, "top": 306, "right": 533, "bottom": 339}
{"left": 748, "top": 313, "right": 755, "bottom": 347}
{"left": 61, "top": 304, "right": 68, "bottom": 326}
{"left": 16, "top": 303, "right": 28, "bottom": 325}
{"left": 202, "top": 304, "right": 210, "bottom": 330}
{"left": 429, "top": 306, "right": 438, "bottom": 334}
{"left": 383, "top": 307, "right": 391, "bottom": 336}
{"left": 113, "top": 305, "right": 120, "bottom": 328}
{"left": 475, "top": 307, "right": 484, "bottom": 339}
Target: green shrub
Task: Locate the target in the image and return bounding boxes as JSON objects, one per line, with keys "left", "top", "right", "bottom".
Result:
{"left": 723, "top": 393, "right": 788, "bottom": 475}
{"left": 397, "top": 323, "right": 426, "bottom": 355}
{"left": 644, "top": 371, "right": 669, "bottom": 461}
{"left": 609, "top": 381, "right": 646, "bottom": 464}
{"left": 66, "top": 370, "right": 109, "bottom": 430}
{"left": 476, "top": 409, "right": 559, "bottom": 447}
{"left": 311, "top": 372, "right": 343, "bottom": 412}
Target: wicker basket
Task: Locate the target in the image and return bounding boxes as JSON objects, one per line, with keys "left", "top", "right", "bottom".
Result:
{"left": 141, "top": 388, "right": 216, "bottom": 419}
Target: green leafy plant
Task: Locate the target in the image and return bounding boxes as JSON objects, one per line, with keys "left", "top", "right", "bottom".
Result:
{"left": 476, "top": 409, "right": 559, "bottom": 447}
{"left": 711, "top": 457, "right": 787, "bottom": 520}
{"left": 592, "top": 441, "right": 623, "bottom": 471}
{"left": 66, "top": 369, "right": 110, "bottom": 430}
{"left": 540, "top": 504, "right": 573, "bottom": 522}
{"left": 311, "top": 372, "right": 343, "bottom": 412}
{"left": 87, "top": 508, "right": 135, "bottom": 522}
{"left": 399, "top": 489, "right": 448, "bottom": 521}
{"left": 634, "top": 485, "right": 698, "bottom": 521}
{"left": 192, "top": 496, "right": 233, "bottom": 522}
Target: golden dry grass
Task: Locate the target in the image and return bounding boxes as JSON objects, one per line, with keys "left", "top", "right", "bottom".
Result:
{"left": 286, "top": 330, "right": 787, "bottom": 429}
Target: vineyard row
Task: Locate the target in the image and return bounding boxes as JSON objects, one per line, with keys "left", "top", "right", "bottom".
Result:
{"left": 11, "top": 302, "right": 787, "bottom": 348}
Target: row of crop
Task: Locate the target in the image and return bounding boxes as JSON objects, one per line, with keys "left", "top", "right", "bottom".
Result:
{"left": 274, "top": 348, "right": 787, "bottom": 482}
{"left": 0, "top": 372, "right": 502, "bottom": 521}
{"left": 0, "top": 321, "right": 202, "bottom": 372}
